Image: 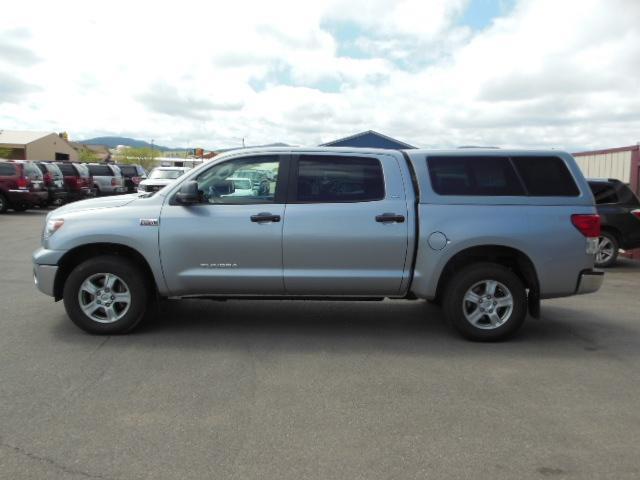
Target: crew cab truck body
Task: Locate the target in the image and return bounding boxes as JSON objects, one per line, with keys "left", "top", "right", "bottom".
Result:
{"left": 33, "top": 147, "right": 603, "bottom": 340}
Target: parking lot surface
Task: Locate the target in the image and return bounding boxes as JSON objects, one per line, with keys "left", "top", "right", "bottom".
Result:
{"left": 1, "top": 210, "right": 640, "bottom": 480}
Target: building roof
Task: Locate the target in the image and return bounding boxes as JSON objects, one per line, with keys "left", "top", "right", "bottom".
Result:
{"left": 0, "top": 130, "right": 53, "bottom": 145}
{"left": 320, "top": 130, "right": 416, "bottom": 149}
{"left": 573, "top": 145, "right": 639, "bottom": 156}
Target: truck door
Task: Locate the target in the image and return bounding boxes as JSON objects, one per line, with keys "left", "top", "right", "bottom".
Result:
{"left": 159, "top": 154, "right": 287, "bottom": 296}
{"left": 283, "top": 153, "right": 410, "bottom": 296}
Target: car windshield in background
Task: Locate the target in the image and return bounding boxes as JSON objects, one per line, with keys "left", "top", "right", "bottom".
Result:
{"left": 149, "top": 170, "right": 184, "bottom": 180}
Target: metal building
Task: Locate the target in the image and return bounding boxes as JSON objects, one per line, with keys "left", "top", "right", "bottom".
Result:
{"left": 573, "top": 145, "right": 640, "bottom": 196}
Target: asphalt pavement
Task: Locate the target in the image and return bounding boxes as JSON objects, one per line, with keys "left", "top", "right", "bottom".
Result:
{"left": 1, "top": 209, "right": 639, "bottom": 479}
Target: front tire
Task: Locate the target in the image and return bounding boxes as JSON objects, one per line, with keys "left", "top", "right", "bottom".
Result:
{"left": 594, "top": 232, "right": 618, "bottom": 268}
{"left": 443, "top": 263, "right": 527, "bottom": 341}
{"left": 63, "top": 255, "right": 149, "bottom": 334}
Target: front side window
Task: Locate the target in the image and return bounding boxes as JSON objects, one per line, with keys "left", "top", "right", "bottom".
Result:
{"left": 196, "top": 156, "right": 279, "bottom": 204}
{"left": 428, "top": 156, "right": 524, "bottom": 196}
{"left": 295, "top": 155, "right": 384, "bottom": 203}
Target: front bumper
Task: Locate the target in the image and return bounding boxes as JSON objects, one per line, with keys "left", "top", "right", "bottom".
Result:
{"left": 33, "top": 264, "right": 58, "bottom": 297}
{"left": 575, "top": 269, "right": 604, "bottom": 295}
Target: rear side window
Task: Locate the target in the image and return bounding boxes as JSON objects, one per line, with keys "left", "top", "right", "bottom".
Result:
{"left": 0, "top": 163, "right": 16, "bottom": 176}
{"left": 591, "top": 181, "right": 640, "bottom": 206}
{"left": 118, "top": 165, "right": 137, "bottom": 175}
{"left": 427, "top": 156, "right": 524, "bottom": 196}
{"left": 56, "top": 163, "right": 75, "bottom": 175}
{"left": 589, "top": 182, "right": 619, "bottom": 204}
{"left": 295, "top": 156, "right": 385, "bottom": 203}
{"left": 511, "top": 156, "right": 579, "bottom": 196}
{"left": 87, "top": 164, "right": 113, "bottom": 176}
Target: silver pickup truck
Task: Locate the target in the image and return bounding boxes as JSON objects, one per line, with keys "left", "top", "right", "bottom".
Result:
{"left": 33, "top": 147, "right": 603, "bottom": 340}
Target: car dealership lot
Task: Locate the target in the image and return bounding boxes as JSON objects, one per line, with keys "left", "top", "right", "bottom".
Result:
{"left": 1, "top": 210, "right": 640, "bottom": 480}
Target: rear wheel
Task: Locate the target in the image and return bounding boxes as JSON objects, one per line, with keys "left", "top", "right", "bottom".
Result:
{"left": 594, "top": 232, "right": 618, "bottom": 268}
{"left": 63, "top": 255, "right": 149, "bottom": 334}
{"left": 0, "top": 194, "right": 8, "bottom": 213}
{"left": 443, "top": 263, "right": 527, "bottom": 341}
{"left": 12, "top": 203, "right": 28, "bottom": 212}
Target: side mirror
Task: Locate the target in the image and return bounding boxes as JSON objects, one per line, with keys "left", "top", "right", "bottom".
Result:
{"left": 175, "top": 180, "right": 200, "bottom": 204}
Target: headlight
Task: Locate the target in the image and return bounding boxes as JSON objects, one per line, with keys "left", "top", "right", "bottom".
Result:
{"left": 43, "top": 218, "right": 64, "bottom": 239}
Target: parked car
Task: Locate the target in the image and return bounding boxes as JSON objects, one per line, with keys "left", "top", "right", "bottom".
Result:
{"left": 86, "top": 163, "right": 126, "bottom": 196}
{"left": 55, "top": 162, "right": 95, "bottom": 202}
{"left": 0, "top": 160, "right": 48, "bottom": 213}
{"left": 224, "top": 177, "right": 255, "bottom": 197}
{"left": 588, "top": 178, "right": 640, "bottom": 267}
{"left": 34, "top": 148, "right": 603, "bottom": 341}
{"left": 235, "top": 168, "right": 273, "bottom": 195}
{"left": 137, "top": 166, "right": 190, "bottom": 193}
{"left": 117, "top": 164, "right": 148, "bottom": 193}
{"left": 35, "top": 162, "right": 67, "bottom": 206}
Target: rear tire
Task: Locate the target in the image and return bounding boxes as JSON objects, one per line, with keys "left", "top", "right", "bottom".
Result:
{"left": 0, "top": 194, "right": 8, "bottom": 213}
{"left": 594, "top": 232, "right": 618, "bottom": 268}
{"left": 63, "top": 255, "right": 149, "bottom": 334}
{"left": 443, "top": 263, "right": 527, "bottom": 341}
{"left": 12, "top": 203, "right": 28, "bottom": 212}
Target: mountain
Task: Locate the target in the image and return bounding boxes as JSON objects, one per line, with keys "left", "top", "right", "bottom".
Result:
{"left": 77, "top": 137, "right": 176, "bottom": 151}
{"left": 77, "top": 137, "right": 292, "bottom": 152}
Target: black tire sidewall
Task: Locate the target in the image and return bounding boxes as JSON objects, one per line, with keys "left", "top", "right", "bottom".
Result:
{"left": 0, "top": 194, "right": 8, "bottom": 213}
{"left": 63, "top": 255, "right": 148, "bottom": 334}
{"left": 595, "top": 232, "right": 618, "bottom": 268}
{"left": 443, "top": 263, "right": 527, "bottom": 341}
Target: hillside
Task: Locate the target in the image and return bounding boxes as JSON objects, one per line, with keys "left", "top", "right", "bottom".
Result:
{"left": 77, "top": 137, "right": 176, "bottom": 151}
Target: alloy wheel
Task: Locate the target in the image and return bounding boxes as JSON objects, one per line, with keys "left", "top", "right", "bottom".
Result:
{"left": 462, "top": 279, "right": 514, "bottom": 330}
{"left": 595, "top": 236, "right": 615, "bottom": 265}
{"left": 77, "top": 273, "right": 132, "bottom": 323}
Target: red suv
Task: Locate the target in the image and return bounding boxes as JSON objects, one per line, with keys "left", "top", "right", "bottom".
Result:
{"left": 0, "top": 160, "right": 49, "bottom": 213}
{"left": 55, "top": 162, "right": 95, "bottom": 202}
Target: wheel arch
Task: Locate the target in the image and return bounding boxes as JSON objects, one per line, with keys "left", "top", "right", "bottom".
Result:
{"left": 435, "top": 244, "right": 540, "bottom": 316}
{"left": 54, "top": 243, "right": 157, "bottom": 301}
{"left": 600, "top": 225, "right": 621, "bottom": 245}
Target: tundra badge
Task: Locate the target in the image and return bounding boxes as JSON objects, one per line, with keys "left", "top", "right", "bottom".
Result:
{"left": 140, "top": 218, "right": 159, "bottom": 226}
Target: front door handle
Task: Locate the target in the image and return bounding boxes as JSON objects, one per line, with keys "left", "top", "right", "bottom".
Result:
{"left": 251, "top": 212, "right": 281, "bottom": 223}
{"left": 375, "top": 213, "right": 405, "bottom": 223}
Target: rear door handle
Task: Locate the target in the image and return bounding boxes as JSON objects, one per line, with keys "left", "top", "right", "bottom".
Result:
{"left": 250, "top": 212, "right": 281, "bottom": 223}
{"left": 375, "top": 213, "right": 405, "bottom": 223}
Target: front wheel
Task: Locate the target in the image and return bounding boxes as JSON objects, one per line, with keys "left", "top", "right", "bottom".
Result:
{"left": 443, "top": 263, "right": 527, "bottom": 341}
{"left": 63, "top": 255, "right": 149, "bottom": 334}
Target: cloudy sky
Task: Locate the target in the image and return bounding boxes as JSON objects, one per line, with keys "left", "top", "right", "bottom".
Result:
{"left": 1, "top": 0, "right": 638, "bottom": 150}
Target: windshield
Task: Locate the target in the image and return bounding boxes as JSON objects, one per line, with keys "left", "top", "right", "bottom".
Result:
{"left": 149, "top": 169, "right": 184, "bottom": 180}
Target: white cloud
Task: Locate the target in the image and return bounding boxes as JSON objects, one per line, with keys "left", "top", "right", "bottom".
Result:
{"left": 0, "top": 0, "right": 638, "bottom": 150}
